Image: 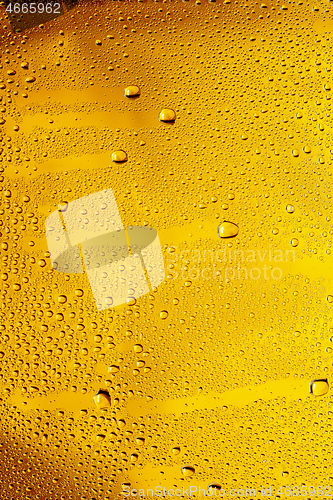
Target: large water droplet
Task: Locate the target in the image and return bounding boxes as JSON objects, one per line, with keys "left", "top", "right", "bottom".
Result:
{"left": 133, "top": 344, "right": 143, "bottom": 353}
{"left": 159, "top": 108, "right": 176, "bottom": 122}
{"left": 111, "top": 150, "right": 127, "bottom": 162}
{"left": 108, "top": 365, "right": 120, "bottom": 373}
{"left": 207, "top": 483, "right": 222, "bottom": 494}
{"left": 181, "top": 465, "right": 195, "bottom": 477}
{"left": 124, "top": 85, "right": 140, "bottom": 97}
{"left": 309, "top": 379, "right": 329, "bottom": 396}
{"left": 93, "top": 389, "right": 111, "bottom": 409}
{"left": 218, "top": 221, "right": 239, "bottom": 238}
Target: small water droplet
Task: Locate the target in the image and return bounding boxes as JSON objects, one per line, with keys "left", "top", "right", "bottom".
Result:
{"left": 159, "top": 310, "right": 169, "bottom": 319}
{"left": 290, "top": 238, "right": 299, "bottom": 247}
{"left": 286, "top": 205, "right": 295, "bottom": 213}
{"left": 104, "top": 296, "right": 114, "bottom": 306}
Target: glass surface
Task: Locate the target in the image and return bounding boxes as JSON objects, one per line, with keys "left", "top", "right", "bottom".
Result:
{"left": 0, "top": 0, "right": 332, "bottom": 498}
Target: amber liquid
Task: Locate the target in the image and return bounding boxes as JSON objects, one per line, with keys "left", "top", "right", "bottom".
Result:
{"left": 0, "top": 0, "right": 332, "bottom": 498}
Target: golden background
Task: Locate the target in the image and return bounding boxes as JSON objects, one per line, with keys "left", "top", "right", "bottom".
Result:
{"left": 0, "top": 0, "right": 333, "bottom": 498}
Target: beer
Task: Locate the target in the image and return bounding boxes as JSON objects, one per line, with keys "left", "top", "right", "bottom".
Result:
{"left": 0, "top": 0, "right": 331, "bottom": 498}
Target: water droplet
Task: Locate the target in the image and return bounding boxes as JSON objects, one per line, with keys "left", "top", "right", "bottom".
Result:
{"left": 292, "top": 149, "right": 299, "bottom": 157}
{"left": 108, "top": 365, "right": 120, "bottom": 373}
{"left": 218, "top": 221, "right": 239, "bottom": 238}
{"left": 327, "top": 295, "right": 333, "bottom": 303}
{"left": 105, "top": 296, "right": 114, "bottom": 306}
{"left": 208, "top": 484, "right": 222, "bottom": 494}
{"left": 93, "top": 389, "right": 111, "bottom": 409}
{"left": 133, "top": 344, "right": 143, "bottom": 353}
{"left": 159, "top": 310, "right": 169, "bottom": 319}
{"left": 58, "top": 200, "right": 68, "bottom": 212}
{"left": 172, "top": 447, "right": 180, "bottom": 455}
{"left": 303, "top": 145, "right": 311, "bottom": 154}
{"left": 309, "top": 379, "right": 329, "bottom": 396}
{"left": 111, "top": 150, "right": 127, "bottom": 162}
{"left": 181, "top": 465, "right": 195, "bottom": 477}
{"left": 57, "top": 295, "right": 67, "bottom": 304}
{"left": 95, "top": 39, "right": 102, "bottom": 46}
{"left": 124, "top": 85, "right": 140, "bottom": 97}
{"left": 96, "top": 434, "right": 106, "bottom": 441}
{"left": 286, "top": 205, "right": 295, "bottom": 213}
{"left": 290, "top": 238, "right": 299, "bottom": 247}
{"left": 159, "top": 108, "right": 176, "bottom": 122}
{"left": 131, "top": 453, "right": 139, "bottom": 462}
